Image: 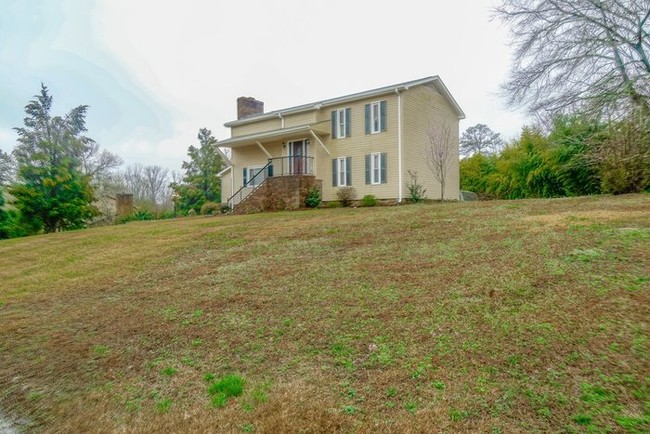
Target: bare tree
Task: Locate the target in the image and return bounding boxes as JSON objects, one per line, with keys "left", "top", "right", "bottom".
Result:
{"left": 143, "top": 165, "right": 170, "bottom": 204}
{"left": 460, "top": 124, "right": 504, "bottom": 157}
{"left": 494, "top": 0, "right": 650, "bottom": 118}
{"left": 80, "top": 141, "right": 122, "bottom": 179}
{"left": 425, "top": 123, "right": 455, "bottom": 201}
{"left": 118, "top": 163, "right": 171, "bottom": 206}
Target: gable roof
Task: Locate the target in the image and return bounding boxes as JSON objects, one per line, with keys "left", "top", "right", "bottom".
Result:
{"left": 224, "top": 76, "right": 465, "bottom": 128}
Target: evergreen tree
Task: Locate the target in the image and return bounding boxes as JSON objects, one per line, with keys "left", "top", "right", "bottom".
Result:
{"left": 10, "top": 84, "right": 98, "bottom": 233}
{"left": 172, "top": 128, "right": 225, "bottom": 213}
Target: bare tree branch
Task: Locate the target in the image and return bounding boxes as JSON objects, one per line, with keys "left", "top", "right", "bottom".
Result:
{"left": 494, "top": 0, "right": 650, "bottom": 117}
{"left": 425, "top": 123, "right": 455, "bottom": 201}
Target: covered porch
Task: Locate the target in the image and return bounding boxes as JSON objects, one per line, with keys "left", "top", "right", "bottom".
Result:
{"left": 219, "top": 123, "right": 330, "bottom": 210}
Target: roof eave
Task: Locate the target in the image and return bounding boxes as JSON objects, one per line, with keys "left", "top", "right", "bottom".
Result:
{"left": 223, "top": 76, "right": 451, "bottom": 127}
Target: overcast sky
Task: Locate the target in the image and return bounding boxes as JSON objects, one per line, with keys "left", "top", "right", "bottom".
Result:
{"left": 0, "top": 0, "right": 527, "bottom": 171}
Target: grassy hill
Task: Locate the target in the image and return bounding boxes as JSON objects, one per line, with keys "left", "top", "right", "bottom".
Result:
{"left": 0, "top": 195, "right": 648, "bottom": 433}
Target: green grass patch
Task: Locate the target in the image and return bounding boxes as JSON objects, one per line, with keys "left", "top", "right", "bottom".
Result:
{"left": 208, "top": 374, "right": 245, "bottom": 408}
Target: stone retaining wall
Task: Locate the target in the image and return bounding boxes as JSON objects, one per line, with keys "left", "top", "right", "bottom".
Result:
{"left": 232, "top": 176, "right": 322, "bottom": 215}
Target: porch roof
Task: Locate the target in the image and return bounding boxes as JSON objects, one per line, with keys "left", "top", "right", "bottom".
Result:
{"left": 218, "top": 123, "right": 330, "bottom": 148}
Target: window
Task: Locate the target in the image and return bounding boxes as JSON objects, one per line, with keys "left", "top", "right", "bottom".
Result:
{"left": 332, "top": 156, "right": 352, "bottom": 187}
{"left": 331, "top": 108, "right": 351, "bottom": 139}
{"left": 337, "top": 157, "right": 347, "bottom": 186}
{"left": 365, "top": 152, "right": 387, "bottom": 185}
{"left": 366, "top": 101, "right": 386, "bottom": 134}
{"left": 365, "top": 101, "right": 387, "bottom": 134}
{"left": 370, "top": 102, "right": 380, "bottom": 133}
{"left": 244, "top": 165, "right": 265, "bottom": 187}
{"left": 371, "top": 153, "right": 381, "bottom": 184}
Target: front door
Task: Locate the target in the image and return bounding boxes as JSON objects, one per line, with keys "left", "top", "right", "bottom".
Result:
{"left": 288, "top": 139, "right": 308, "bottom": 175}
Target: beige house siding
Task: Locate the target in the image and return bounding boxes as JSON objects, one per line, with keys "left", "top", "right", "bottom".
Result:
{"left": 221, "top": 168, "right": 232, "bottom": 203}
{"left": 402, "top": 84, "right": 460, "bottom": 201}
{"left": 232, "top": 118, "right": 280, "bottom": 137}
{"left": 283, "top": 112, "right": 318, "bottom": 128}
{"left": 316, "top": 93, "right": 399, "bottom": 201}
{"left": 231, "top": 112, "right": 318, "bottom": 137}
{"left": 221, "top": 79, "right": 462, "bottom": 205}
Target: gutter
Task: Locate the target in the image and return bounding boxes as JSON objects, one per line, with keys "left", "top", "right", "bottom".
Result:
{"left": 395, "top": 86, "right": 408, "bottom": 203}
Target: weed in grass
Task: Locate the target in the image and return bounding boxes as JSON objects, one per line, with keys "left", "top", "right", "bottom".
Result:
{"left": 155, "top": 398, "right": 172, "bottom": 413}
{"left": 410, "top": 362, "right": 430, "bottom": 379}
{"left": 346, "top": 388, "right": 357, "bottom": 399}
{"left": 368, "top": 341, "right": 402, "bottom": 366}
{"left": 241, "top": 403, "right": 254, "bottom": 412}
{"left": 567, "top": 248, "right": 605, "bottom": 262}
{"left": 342, "top": 405, "right": 358, "bottom": 415}
{"left": 608, "top": 342, "right": 621, "bottom": 352}
{"left": 124, "top": 399, "right": 141, "bottom": 412}
{"left": 581, "top": 383, "right": 614, "bottom": 405}
{"left": 632, "top": 334, "right": 647, "bottom": 355}
{"left": 450, "top": 408, "right": 469, "bottom": 421}
{"left": 203, "top": 373, "right": 215, "bottom": 382}
{"left": 545, "top": 258, "right": 566, "bottom": 276}
{"left": 191, "top": 309, "right": 203, "bottom": 318}
{"left": 432, "top": 381, "right": 445, "bottom": 391}
{"left": 615, "top": 415, "right": 649, "bottom": 432}
{"left": 211, "top": 393, "right": 229, "bottom": 408}
{"left": 191, "top": 338, "right": 203, "bottom": 347}
{"left": 508, "top": 355, "right": 521, "bottom": 366}
{"left": 572, "top": 414, "right": 592, "bottom": 426}
{"left": 403, "top": 402, "right": 417, "bottom": 414}
{"left": 386, "top": 387, "right": 398, "bottom": 398}
{"left": 331, "top": 343, "right": 355, "bottom": 370}
{"left": 160, "top": 367, "right": 178, "bottom": 377}
{"left": 627, "top": 276, "right": 649, "bottom": 291}
{"left": 26, "top": 391, "right": 44, "bottom": 401}
{"left": 386, "top": 401, "right": 396, "bottom": 409}
{"left": 208, "top": 374, "right": 245, "bottom": 408}
{"left": 92, "top": 345, "right": 110, "bottom": 356}
{"left": 242, "top": 423, "right": 255, "bottom": 432}
{"left": 181, "top": 356, "right": 196, "bottom": 366}
{"left": 160, "top": 306, "right": 178, "bottom": 321}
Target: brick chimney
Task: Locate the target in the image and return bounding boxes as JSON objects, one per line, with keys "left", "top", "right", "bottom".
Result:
{"left": 237, "top": 97, "right": 264, "bottom": 119}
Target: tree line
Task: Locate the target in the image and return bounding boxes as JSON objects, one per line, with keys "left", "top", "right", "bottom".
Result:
{"left": 461, "top": 115, "right": 649, "bottom": 199}
{"left": 459, "top": 0, "right": 650, "bottom": 199}
{"left": 0, "top": 85, "right": 225, "bottom": 239}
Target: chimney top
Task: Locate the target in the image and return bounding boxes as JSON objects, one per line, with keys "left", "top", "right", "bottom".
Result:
{"left": 237, "top": 97, "right": 264, "bottom": 120}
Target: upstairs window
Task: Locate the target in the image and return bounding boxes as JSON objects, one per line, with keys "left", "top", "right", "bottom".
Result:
{"left": 365, "top": 100, "right": 387, "bottom": 134}
{"left": 331, "top": 108, "right": 351, "bottom": 139}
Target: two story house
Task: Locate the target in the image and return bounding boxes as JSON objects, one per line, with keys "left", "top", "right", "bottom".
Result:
{"left": 217, "top": 76, "right": 465, "bottom": 212}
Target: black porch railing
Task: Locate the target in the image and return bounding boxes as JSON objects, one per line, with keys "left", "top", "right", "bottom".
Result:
{"left": 267, "top": 156, "right": 314, "bottom": 177}
{"left": 226, "top": 156, "right": 315, "bottom": 210}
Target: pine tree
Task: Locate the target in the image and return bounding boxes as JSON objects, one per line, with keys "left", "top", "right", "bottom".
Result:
{"left": 172, "top": 128, "right": 225, "bottom": 213}
{"left": 10, "top": 84, "right": 98, "bottom": 233}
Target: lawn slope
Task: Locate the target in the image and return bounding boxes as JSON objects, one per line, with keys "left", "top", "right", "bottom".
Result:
{"left": 0, "top": 195, "right": 648, "bottom": 433}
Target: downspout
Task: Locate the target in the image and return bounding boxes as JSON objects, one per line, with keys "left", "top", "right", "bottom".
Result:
{"left": 395, "top": 88, "right": 404, "bottom": 203}
{"left": 230, "top": 166, "right": 234, "bottom": 208}
{"left": 277, "top": 113, "right": 285, "bottom": 129}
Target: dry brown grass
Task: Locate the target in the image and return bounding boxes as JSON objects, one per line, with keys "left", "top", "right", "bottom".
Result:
{"left": 0, "top": 194, "right": 648, "bottom": 433}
